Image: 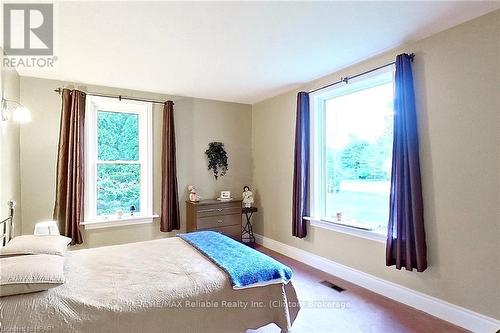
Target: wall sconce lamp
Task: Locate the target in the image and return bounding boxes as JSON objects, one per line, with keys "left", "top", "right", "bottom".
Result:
{"left": 1, "top": 97, "right": 31, "bottom": 123}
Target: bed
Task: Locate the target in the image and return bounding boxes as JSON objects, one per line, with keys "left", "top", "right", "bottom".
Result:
{"left": 0, "top": 233, "right": 299, "bottom": 332}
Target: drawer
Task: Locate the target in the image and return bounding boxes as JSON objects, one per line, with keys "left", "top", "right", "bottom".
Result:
{"left": 201, "top": 224, "right": 241, "bottom": 240}
{"left": 197, "top": 205, "right": 241, "bottom": 218}
{"left": 197, "top": 213, "right": 241, "bottom": 229}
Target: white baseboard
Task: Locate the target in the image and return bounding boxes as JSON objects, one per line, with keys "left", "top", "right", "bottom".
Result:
{"left": 254, "top": 233, "right": 500, "bottom": 333}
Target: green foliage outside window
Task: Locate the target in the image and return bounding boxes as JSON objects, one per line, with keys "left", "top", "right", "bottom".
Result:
{"left": 97, "top": 111, "right": 139, "bottom": 161}
{"left": 96, "top": 111, "right": 141, "bottom": 215}
{"left": 327, "top": 114, "right": 393, "bottom": 193}
{"left": 97, "top": 164, "right": 141, "bottom": 215}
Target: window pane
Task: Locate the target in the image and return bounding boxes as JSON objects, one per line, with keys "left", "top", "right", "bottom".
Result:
{"left": 97, "top": 111, "right": 139, "bottom": 161}
{"left": 97, "top": 163, "right": 141, "bottom": 215}
{"left": 325, "top": 82, "right": 393, "bottom": 231}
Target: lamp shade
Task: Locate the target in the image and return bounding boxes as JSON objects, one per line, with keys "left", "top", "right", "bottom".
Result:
{"left": 13, "top": 106, "right": 31, "bottom": 123}
{"left": 34, "top": 221, "right": 60, "bottom": 235}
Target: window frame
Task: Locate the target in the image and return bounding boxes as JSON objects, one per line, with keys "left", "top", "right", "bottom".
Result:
{"left": 83, "top": 96, "right": 154, "bottom": 227}
{"left": 308, "top": 66, "right": 395, "bottom": 241}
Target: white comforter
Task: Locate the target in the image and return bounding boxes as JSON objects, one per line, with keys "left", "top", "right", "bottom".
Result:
{"left": 0, "top": 237, "right": 299, "bottom": 333}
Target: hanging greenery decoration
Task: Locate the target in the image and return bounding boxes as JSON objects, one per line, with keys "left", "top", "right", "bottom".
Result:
{"left": 205, "top": 142, "right": 228, "bottom": 180}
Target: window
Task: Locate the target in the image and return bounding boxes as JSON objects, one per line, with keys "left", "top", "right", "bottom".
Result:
{"left": 310, "top": 68, "right": 394, "bottom": 235}
{"left": 84, "top": 96, "right": 153, "bottom": 226}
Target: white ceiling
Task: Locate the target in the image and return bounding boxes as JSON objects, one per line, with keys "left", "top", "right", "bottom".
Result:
{"left": 15, "top": 1, "right": 500, "bottom": 104}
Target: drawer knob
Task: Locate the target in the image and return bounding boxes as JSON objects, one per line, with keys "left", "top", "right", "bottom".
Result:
{"left": 217, "top": 219, "right": 223, "bottom": 223}
{"left": 217, "top": 208, "right": 223, "bottom": 211}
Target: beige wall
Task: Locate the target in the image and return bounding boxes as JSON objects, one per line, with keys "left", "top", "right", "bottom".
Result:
{"left": 252, "top": 10, "right": 500, "bottom": 319}
{"left": 0, "top": 52, "right": 22, "bottom": 239}
{"left": 19, "top": 77, "right": 252, "bottom": 248}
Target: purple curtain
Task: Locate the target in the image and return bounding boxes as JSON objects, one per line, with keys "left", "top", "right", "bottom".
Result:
{"left": 292, "top": 92, "right": 310, "bottom": 238}
{"left": 386, "top": 53, "right": 427, "bottom": 272}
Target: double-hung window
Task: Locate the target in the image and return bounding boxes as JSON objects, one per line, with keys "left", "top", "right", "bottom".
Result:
{"left": 310, "top": 68, "right": 395, "bottom": 237}
{"left": 84, "top": 96, "right": 153, "bottom": 227}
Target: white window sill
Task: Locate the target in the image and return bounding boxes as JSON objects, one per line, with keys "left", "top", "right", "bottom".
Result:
{"left": 304, "top": 217, "right": 386, "bottom": 243}
{"left": 81, "top": 214, "right": 159, "bottom": 230}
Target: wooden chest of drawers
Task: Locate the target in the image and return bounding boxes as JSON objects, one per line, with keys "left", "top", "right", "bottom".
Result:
{"left": 186, "top": 199, "right": 242, "bottom": 241}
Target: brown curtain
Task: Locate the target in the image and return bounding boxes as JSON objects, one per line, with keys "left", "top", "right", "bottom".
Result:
{"left": 160, "top": 101, "right": 180, "bottom": 232}
{"left": 53, "top": 89, "right": 86, "bottom": 245}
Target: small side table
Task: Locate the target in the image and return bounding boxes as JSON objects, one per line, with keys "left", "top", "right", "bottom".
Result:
{"left": 242, "top": 207, "right": 257, "bottom": 244}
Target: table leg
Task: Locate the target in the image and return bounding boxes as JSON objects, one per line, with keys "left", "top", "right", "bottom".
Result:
{"left": 242, "top": 212, "right": 255, "bottom": 243}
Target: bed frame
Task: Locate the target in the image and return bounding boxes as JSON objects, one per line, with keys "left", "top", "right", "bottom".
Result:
{"left": 1, "top": 200, "right": 15, "bottom": 246}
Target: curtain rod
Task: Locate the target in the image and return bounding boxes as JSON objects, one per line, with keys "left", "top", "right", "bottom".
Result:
{"left": 308, "top": 53, "right": 415, "bottom": 94}
{"left": 53, "top": 88, "right": 168, "bottom": 105}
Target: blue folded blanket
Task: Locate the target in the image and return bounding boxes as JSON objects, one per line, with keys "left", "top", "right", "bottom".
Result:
{"left": 179, "top": 231, "right": 293, "bottom": 289}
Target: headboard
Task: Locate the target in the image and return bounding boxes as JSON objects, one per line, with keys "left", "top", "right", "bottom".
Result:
{"left": 1, "top": 200, "right": 16, "bottom": 247}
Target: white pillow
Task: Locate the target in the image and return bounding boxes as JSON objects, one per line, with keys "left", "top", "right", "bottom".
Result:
{"left": 0, "top": 254, "right": 65, "bottom": 296}
{"left": 0, "top": 235, "right": 72, "bottom": 257}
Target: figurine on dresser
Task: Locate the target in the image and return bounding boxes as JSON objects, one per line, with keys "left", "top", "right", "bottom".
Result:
{"left": 242, "top": 186, "right": 254, "bottom": 208}
{"left": 188, "top": 185, "right": 200, "bottom": 202}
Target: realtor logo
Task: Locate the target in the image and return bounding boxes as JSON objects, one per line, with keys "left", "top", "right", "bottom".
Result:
{"left": 3, "top": 3, "right": 53, "bottom": 55}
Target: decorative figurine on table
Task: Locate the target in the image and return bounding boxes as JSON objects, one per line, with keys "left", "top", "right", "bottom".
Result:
{"left": 242, "top": 186, "right": 254, "bottom": 208}
{"left": 188, "top": 185, "right": 200, "bottom": 202}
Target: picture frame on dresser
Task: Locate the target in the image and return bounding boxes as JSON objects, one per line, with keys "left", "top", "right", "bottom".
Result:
{"left": 186, "top": 199, "right": 242, "bottom": 241}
